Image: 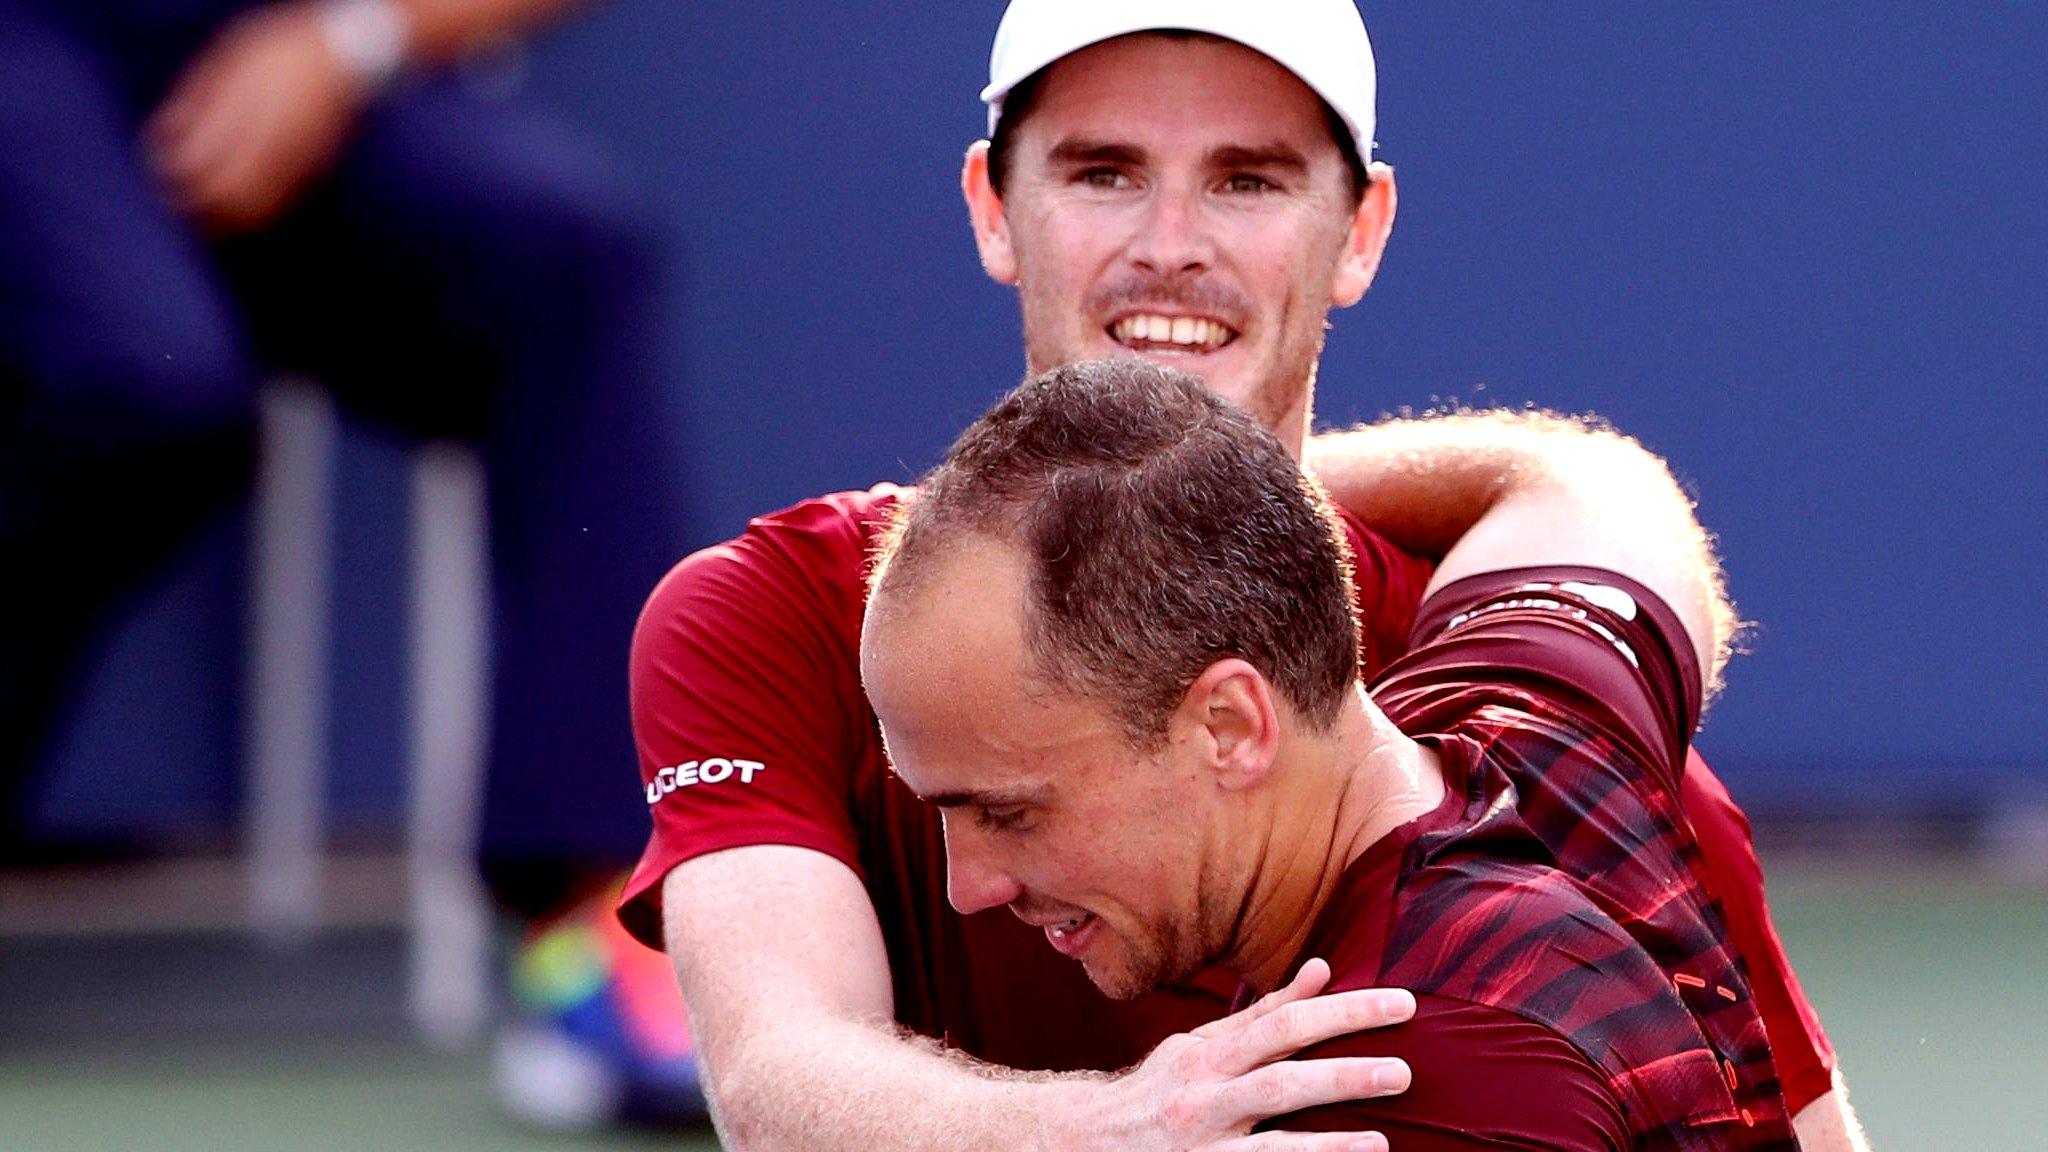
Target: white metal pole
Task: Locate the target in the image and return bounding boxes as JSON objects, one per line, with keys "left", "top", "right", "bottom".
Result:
{"left": 407, "top": 441, "right": 494, "bottom": 1050}
{"left": 246, "top": 380, "right": 336, "bottom": 944}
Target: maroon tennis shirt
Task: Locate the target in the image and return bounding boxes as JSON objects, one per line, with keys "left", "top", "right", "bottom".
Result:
{"left": 618, "top": 487, "right": 1833, "bottom": 1110}
{"left": 1261, "top": 567, "right": 1797, "bottom": 1148}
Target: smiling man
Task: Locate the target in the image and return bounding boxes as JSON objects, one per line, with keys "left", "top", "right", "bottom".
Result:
{"left": 863, "top": 359, "right": 1798, "bottom": 1149}
{"left": 963, "top": 10, "right": 1388, "bottom": 453}
{"left": 619, "top": 2, "right": 1862, "bottom": 1149}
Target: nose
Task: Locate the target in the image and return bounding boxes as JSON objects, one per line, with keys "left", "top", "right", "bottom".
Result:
{"left": 943, "top": 821, "right": 1023, "bottom": 915}
{"left": 1127, "top": 185, "right": 1213, "bottom": 278}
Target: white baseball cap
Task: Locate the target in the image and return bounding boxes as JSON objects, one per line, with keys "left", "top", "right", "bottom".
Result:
{"left": 981, "top": 0, "right": 1377, "bottom": 160}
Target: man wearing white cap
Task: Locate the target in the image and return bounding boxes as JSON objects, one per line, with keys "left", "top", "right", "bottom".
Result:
{"left": 619, "top": 1, "right": 1866, "bottom": 1148}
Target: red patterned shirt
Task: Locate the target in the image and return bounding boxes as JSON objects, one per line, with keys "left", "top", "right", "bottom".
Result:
{"left": 1270, "top": 567, "right": 1797, "bottom": 1148}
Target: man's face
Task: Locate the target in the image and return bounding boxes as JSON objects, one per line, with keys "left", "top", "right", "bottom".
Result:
{"left": 860, "top": 538, "right": 1222, "bottom": 1001}
{"left": 966, "top": 33, "right": 1395, "bottom": 447}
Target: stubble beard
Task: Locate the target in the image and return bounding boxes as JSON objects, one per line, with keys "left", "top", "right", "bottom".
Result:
{"left": 1087, "top": 859, "right": 1237, "bottom": 1002}
{"left": 1087, "top": 913, "right": 1211, "bottom": 1002}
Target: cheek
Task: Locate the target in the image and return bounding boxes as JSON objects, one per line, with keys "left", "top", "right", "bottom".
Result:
{"left": 1026, "top": 824, "right": 1155, "bottom": 910}
{"left": 1230, "top": 218, "right": 1346, "bottom": 317}
{"left": 1090, "top": 827, "right": 1194, "bottom": 914}
{"left": 1016, "top": 212, "right": 1119, "bottom": 296}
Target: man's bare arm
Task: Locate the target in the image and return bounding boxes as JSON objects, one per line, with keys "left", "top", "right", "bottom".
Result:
{"left": 1307, "top": 410, "right": 1739, "bottom": 695}
{"left": 1795, "top": 1071, "right": 1874, "bottom": 1152}
{"left": 1307, "top": 413, "right": 1535, "bottom": 562}
{"left": 664, "top": 844, "right": 1415, "bottom": 1152}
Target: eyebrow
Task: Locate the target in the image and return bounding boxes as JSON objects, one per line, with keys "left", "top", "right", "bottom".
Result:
{"left": 1209, "top": 143, "right": 1312, "bottom": 176}
{"left": 922, "top": 787, "right": 1042, "bottom": 809}
{"left": 1043, "top": 138, "right": 1312, "bottom": 177}
{"left": 1045, "top": 138, "right": 1148, "bottom": 169}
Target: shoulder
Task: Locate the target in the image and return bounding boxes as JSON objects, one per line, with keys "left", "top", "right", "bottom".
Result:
{"left": 1329, "top": 505, "right": 1437, "bottom": 676}
{"left": 1386, "top": 855, "right": 1668, "bottom": 1019}
{"left": 659, "top": 482, "right": 907, "bottom": 600}
{"left": 1373, "top": 566, "right": 1699, "bottom": 789}
{"left": 635, "top": 484, "right": 907, "bottom": 654}
{"left": 1384, "top": 855, "right": 1742, "bottom": 1139}
{"left": 629, "top": 484, "right": 910, "bottom": 753}
{"left": 1267, "top": 993, "right": 1626, "bottom": 1150}
{"left": 1330, "top": 504, "right": 1431, "bottom": 580}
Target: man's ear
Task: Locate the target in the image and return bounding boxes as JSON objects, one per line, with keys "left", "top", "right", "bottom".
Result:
{"left": 1173, "top": 659, "right": 1281, "bottom": 791}
{"left": 963, "top": 140, "right": 1020, "bottom": 286}
{"left": 1331, "top": 161, "right": 1398, "bottom": 308}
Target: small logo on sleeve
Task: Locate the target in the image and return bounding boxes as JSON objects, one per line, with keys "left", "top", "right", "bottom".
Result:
{"left": 645, "top": 758, "right": 766, "bottom": 804}
{"left": 1441, "top": 581, "right": 1641, "bottom": 668}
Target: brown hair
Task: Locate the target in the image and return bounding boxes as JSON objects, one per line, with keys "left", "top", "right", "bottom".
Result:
{"left": 875, "top": 359, "right": 1361, "bottom": 745}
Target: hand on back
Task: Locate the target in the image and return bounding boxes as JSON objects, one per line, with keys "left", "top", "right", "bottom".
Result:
{"left": 1063, "top": 960, "right": 1414, "bottom": 1152}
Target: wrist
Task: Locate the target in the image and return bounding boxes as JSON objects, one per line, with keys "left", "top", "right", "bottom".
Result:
{"left": 317, "top": 0, "right": 412, "bottom": 95}
{"left": 1030, "top": 1071, "right": 1119, "bottom": 1152}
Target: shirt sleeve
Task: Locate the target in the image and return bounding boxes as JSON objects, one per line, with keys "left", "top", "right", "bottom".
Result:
{"left": 1379, "top": 567, "right": 1811, "bottom": 1135}
{"left": 1378, "top": 565, "right": 1701, "bottom": 794}
{"left": 1263, "top": 995, "right": 1627, "bottom": 1151}
{"left": 615, "top": 490, "right": 893, "bottom": 949}
{"left": 1335, "top": 510, "right": 1437, "bottom": 680}
{"left": 1681, "top": 749, "right": 1839, "bottom": 1112}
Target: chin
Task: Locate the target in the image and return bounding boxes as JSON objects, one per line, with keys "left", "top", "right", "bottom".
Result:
{"left": 1083, "top": 962, "right": 1158, "bottom": 1003}
{"left": 1084, "top": 942, "right": 1192, "bottom": 1004}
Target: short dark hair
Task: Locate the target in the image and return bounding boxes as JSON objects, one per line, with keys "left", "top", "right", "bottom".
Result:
{"left": 986, "top": 32, "right": 1371, "bottom": 203}
{"left": 876, "top": 359, "right": 1361, "bottom": 745}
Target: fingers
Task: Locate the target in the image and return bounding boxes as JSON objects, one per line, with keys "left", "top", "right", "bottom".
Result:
{"left": 1192, "top": 958, "right": 1332, "bottom": 1040}
{"left": 1231, "top": 987, "right": 1417, "bottom": 1069}
{"left": 145, "top": 22, "right": 244, "bottom": 179}
{"left": 151, "top": 58, "right": 339, "bottom": 233}
{"left": 186, "top": 95, "right": 296, "bottom": 231}
{"left": 143, "top": 10, "right": 352, "bottom": 233}
{"left": 148, "top": 61, "right": 257, "bottom": 206}
{"left": 1211, "top": 1055, "right": 1411, "bottom": 1124}
{"left": 1254, "top": 958, "right": 1335, "bottom": 1022}
{"left": 147, "top": 61, "right": 224, "bottom": 155}
{"left": 1209, "top": 1131, "right": 1389, "bottom": 1152}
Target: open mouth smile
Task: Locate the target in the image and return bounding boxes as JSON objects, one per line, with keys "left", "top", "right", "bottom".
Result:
{"left": 1043, "top": 912, "right": 1100, "bottom": 957}
{"left": 1108, "top": 313, "right": 1237, "bottom": 355}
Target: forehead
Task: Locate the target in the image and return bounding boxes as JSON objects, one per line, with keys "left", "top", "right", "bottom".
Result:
{"left": 865, "top": 536, "right": 1027, "bottom": 682}
{"left": 863, "top": 535, "right": 1041, "bottom": 744}
{"left": 1018, "top": 33, "right": 1338, "bottom": 157}
{"left": 862, "top": 536, "right": 1127, "bottom": 790}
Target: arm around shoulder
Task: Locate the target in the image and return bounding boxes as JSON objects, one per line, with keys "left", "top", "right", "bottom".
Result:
{"left": 662, "top": 847, "right": 1420, "bottom": 1152}
{"left": 1309, "top": 410, "right": 1737, "bottom": 697}
{"left": 662, "top": 844, "right": 1068, "bottom": 1152}
{"left": 1417, "top": 413, "right": 1736, "bottom": 700}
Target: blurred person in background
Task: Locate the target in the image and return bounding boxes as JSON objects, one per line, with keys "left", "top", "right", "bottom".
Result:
{"left": 0, "top": 0, "right": 696, "bottom": 1127}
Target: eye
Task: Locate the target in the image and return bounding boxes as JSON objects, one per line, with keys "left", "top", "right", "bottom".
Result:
{"left": 974, "top": 805, "right": 1034, "bottom": 832}
{"left": 1222, "top": 173, "right": 1276, "bottom": 194}
{"left": 1079, "top": 167, "right": 1133, "bottom": 190}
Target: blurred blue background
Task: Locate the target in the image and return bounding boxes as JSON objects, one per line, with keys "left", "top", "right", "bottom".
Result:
{"left": 33, "top": 1, "right": 2048, "bottom": 842}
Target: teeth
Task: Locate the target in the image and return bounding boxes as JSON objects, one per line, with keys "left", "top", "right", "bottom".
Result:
{"left": 1112, "top": 314, "right": 1231, "bottom": 350}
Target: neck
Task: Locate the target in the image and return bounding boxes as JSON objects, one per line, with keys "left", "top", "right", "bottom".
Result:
{"left": 1224, "top": 688, "right": 1443, "bottom": 994}
{"left": 1271, "top": 402, "right": 1311, "bottom": 459}
{"left": 1269, "top": 369, "right": 1315, "bottom": 459}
